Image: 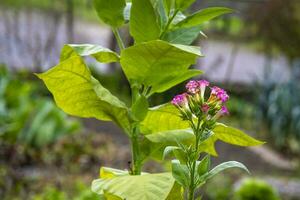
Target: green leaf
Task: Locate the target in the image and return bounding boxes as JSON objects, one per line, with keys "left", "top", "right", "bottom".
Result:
{"left": 120, "top": 40, "right": 202, "bottom": 95}
{"left": 92, "top": 173, "right": 176, "bottom": 200}
{"left": 175, "top": 7, "right": 233, "bottom": 29}
{"left": 146, "top": 129, "right": 194, "bottom": 144}
{"left": 140, "top": 104, "right": 189, "bottom": 134}
{"left": 197, "top": 155, "right": 210, "bottom": 176}
{"left": 201, "top": 161, "right": 249, "bottom": 182}
{"left": 100, "top": 167, "right": 130, "bottom": 178}
{"left": 150, "top": 0, "right": 168, "bottom": 29}
{"left": 171, "top": 160, "right": 189, "bottom": 187}
{"left": 131, "top": 95, "right": 149, "bottom": 121}
{"left": 175, "top": 0, "right": 195, "bottom": 11}
{"left": 130, "top": 0, "right": 161, "bottom": 43}
{"left": 36, "top": 55, "right": 131, "bottom": 134}
{"left": 93, "top": 0, "right": 126, "bottom": 27}
{"left": 166, "top": 182, "right": 184, "bottom": 200}
{"left": 163, "top": 146, "right": 180, "bottom": 160}
{"left": 162, "top": 26, "right": 202, "bottom": 45}
{"left": 214, "top": 123, "right": 265, "bottom": 146}
{"left": 198, "top": 135, "right": 218, "bottom": 156}
{"left": 60, "top": 44, "right": 120, "bottom": 63}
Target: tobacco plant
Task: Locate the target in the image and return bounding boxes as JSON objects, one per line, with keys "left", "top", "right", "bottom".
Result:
{"left": 36, "top": 0, "right": 264, "bottom": 199}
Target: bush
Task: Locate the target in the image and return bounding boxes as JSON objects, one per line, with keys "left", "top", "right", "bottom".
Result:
{"left": 234, "top": 178, "right": 280, "bottom": 200}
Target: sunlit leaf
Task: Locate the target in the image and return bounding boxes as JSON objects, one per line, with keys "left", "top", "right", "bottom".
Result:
{"left": 175, "top": 7, "right": 233, "bottom": 29}
{"left": 175, "top": 0, "right": 196, "bottom": 11}
{"left": 214, "top": 123, "right": 265, "bottom": 146}
{"left": 120, "top": 40, "right": 202, "bottom": 95}
{"left": 36, "top": 55, "right": 131, "bottom": 134}
{"left": 140, "top": 104, "right": 189, "bottom": 134}
{"left": 92, "top": 173, "right": 176, "bottom": 200}
{"left": 93, "top": 0, "right": 126, "bottom": 27}
{"left": 130, "top": 0, "right": 161, "bottom": 43}
{"left": 146, "top": 129, "right": 194, "bottom": 144}
{"left": 60, "top": 44, "right": 120, "bottom": 63}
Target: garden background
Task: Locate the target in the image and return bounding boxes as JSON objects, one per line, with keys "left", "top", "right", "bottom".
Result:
{"left": 0, "top": 0, "right": 300, "bottom": 199}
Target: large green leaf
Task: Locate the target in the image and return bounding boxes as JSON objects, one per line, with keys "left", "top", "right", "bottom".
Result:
{"left": 92, "top": 173, "right": 177, "bottom": 200}
{"left": 146, "top": 129, "right": 194, "bottom": 144}
{"left": 140, "top": 104, "right": 189, "bottom": 134}
{"left": 36, "top": 55, "right": 130, "bottom": 134}
{"left": 201, "top": 161, "right": 249, "bottom": 183}
{"left": 130, "top": 0, "right": 161, "bottom": 43}
{"left": 214, "top": 123, "right": 265, "bottom": 146}
{"left": 120, "top": 40, "right": 202, "bottom": 95}
{"left": 60, "top": 44, "right": 120, "bottom": 63}
{"left": 175, "top": 7, "right": 233, "bottom": 29}
{"left": 162, "top": 26, "right": 202, "bottom": 45}
{"left": 93, "top": 0, "right": 126, "bottom": 27}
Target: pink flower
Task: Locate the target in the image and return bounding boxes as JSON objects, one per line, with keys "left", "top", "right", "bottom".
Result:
{"left": 186, "top": 80, "right": 199, "bottom": 94}
{"left": 210, "top": 86, "right": 229, "bottom": 103}
{"left": 198, "top": 80, "right": 209, "bottom": 98}
{"left": 201, "top": 104, "right": 210, "bottom": 113}
{"left": 220, "top": 106, "right": 229, "bottom": 115}
{"left": 171, "top": 93, "right": 188, "bottom": 107}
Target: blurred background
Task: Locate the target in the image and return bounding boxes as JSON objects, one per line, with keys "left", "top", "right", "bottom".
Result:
{"left": 0, "top": 0, "right": 300, "bottom": 199}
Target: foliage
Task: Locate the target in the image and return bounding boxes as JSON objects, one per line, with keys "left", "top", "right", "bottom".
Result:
{"left": 257, "top": 64, "right": 300, "bottom": 153}
{"left": 0, "top": 66, "right": 81, "bottom": 148}
{"left": 233, "top": 178, "right": 281, "bottom": 200}
{"left": 36, "top": 0, "right": 264, "bottom": 199}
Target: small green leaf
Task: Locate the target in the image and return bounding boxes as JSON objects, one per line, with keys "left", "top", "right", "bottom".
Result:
{"left": 60, "top": 44, "right": 120, "bottom": 63}
{"left": 201, "top": 161, "right": 249, "bottom": 182}
{"left": 140, "top": 104, "right": 189, "bottom": 134}
{"left": 175, "top": 0, "right": 196, "bottom": 11}
{"left": 130, "top": 0, "right": 161, "bottom": 43}
{"left": 100, "top": 167, "right": 129, "bottom": 178}
{"left": 197, "top": 155, "right": 210, "bottom": 176}
{"left": 92, "top": 173, "right": 176, "bottom": 200}
{"left": 131, "top": 95, "right": 149, "bottom": 121}
{"left": 162, "top": 26, "right": 203, "bottom": 45}
{"left": 36, "top": 55, "right": 130, "bottom": 134}
{"left": 175, "top": 7, "right": 233, "bottom": 29}
{"left": 214, "top": 123, "right": 265, "bottom": 146}
{"left": 120, "top": 40, "right": 202, "bottom": 95}
{"left": 163, "top": 146, "right": 180, "bottom": 160}
{"left": 171, "top": 160, "right": 189, "bottom": 187}
{"left": 198, "top": 135, "right": 218, "bottom": 156}
{"left": 93, "top": 0, "right": 126, "bottom": 27}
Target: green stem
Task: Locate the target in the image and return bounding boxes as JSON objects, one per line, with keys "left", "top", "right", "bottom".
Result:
{"left": 130, "top": 123, "right": 141, "bottom": 175}
{"left": 187, "top": 120, "right": 202, "bottom": 200}
{"left": 112, "top": 28, "right": 125, "bottom": 50}
{"left": 160, "top": 9, "right": 179, "bottom": 38}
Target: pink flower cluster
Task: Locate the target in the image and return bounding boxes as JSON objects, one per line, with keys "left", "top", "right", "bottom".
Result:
{"left": 171, "top": 80, "right": 230, "bottom": 119}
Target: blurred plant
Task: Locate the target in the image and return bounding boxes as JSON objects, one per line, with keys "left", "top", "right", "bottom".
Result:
{"left": 257, "top": 63, "right": 300, "bottom": 153}
{"left": 0, "top": 65, "right": 81, "bottom": 148}
{"left": 204, "top": 174, "right": 233, "bottom": 200}
{"left": 234, "top": 178, "right": 281, "bottom": 200}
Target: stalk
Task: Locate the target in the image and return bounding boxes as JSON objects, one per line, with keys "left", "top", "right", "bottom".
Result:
{"left": 160, "top": 9, "right": 179, "bottom": 38}
{"left": 112, "top": 27, "right": 125, "bottom": 50}
{"left": 130, "top": 124, "right": 141, "bottom": 175}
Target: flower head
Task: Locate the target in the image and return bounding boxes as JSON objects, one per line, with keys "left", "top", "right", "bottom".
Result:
{"left": 220, "top": 105, "right": 229, "bottom": 115}
{"left": 171, "top": 93, "right": 188, "bottom": 107}
{"left": 198, "top": 80, "right": 209, "bottom": 99}
{"left": 201, "top": 104, "right": 210, "bottom": 113}
{"left": 210, "top": 86, "right": 229, "bottom": 103}
{"left": 186, "top": 80, "right": 200, "bottom": 94}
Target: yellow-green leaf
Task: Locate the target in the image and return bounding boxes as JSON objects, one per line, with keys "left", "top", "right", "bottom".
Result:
{"left": 214, "top": 123, "right": 265, "bottom": 146}
{"left": 60, "top": 44, "right": 120, "bottom": 63}
{"left": 36, "top": 55, "right": 130, "bottom": 134}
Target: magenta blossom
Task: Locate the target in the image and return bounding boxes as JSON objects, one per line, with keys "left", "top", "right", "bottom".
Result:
{"left": 198, "top": 80, "right": 209, "bottom": 98}
{"left": 220, "top": 106, "right": 229, "bottom": 115}
{"left": 211, "top": 86, "right": 229, "bottom": 103}
{"left": 186, "top": 80, "right": 200, "bottom": 94}
{"left": 201, "top": 104, "right": 210, "bottom": 113}
{"left": 171, "top": 93, "right": 188, "bottom": 107}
